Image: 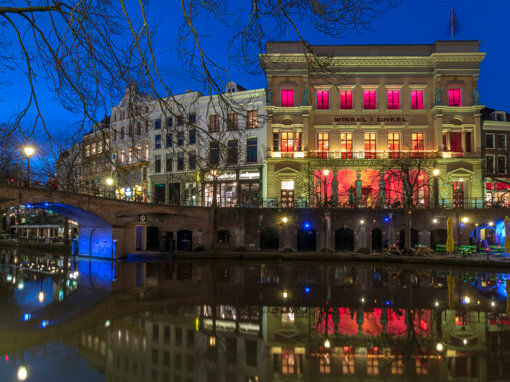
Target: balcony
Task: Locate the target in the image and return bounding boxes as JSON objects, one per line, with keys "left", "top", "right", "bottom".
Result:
{"left": 269, "top": 150, "right": 481, "bottom": 160}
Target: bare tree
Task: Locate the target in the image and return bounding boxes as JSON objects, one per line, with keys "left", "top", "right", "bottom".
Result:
{"left": 0, "top": 123, "right": 23, "bottom": 181}
{"left": 377, "top": 154, "right": 433, "bottom": 250}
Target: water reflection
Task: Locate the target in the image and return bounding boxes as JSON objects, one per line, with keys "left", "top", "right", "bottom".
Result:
{"left": 1, "top": 249, "right": 510, "bottom": 381}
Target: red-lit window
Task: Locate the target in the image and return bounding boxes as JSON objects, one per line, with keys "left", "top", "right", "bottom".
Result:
{"left": 365, "top": 132, "right": 376, "bottom": 159}
{"left": 412, "top": 133, "right": 424, "bottom": 158}
{"left": 450, "top": 132, "right": 462, "bottom": 152}
{"left": 416, "top": 357, "right": 428, "bottom": 375}
{"left": 317, "top": 90, "right": 329, "bottom": 110}
{"left": 388, "top": 132, "right": 400, "bottom": 159}
{"left": 364, "top": 90, "right": 377, "bottom": 109}
{"left": 317, "top": 132, "right": 329, "bottom": 159}
{"left": 449, "top": 89, "right": 462, "bottom": 106}
{"left": 340, "top": 133, "right": 353, "bottom": 159}
{"left": 281, "top": 132, "right": 294, "bottom": 153}
{"left": 387, "top": 90, "right": 400, "bottom": 109}
{"left": 340, "top": 90, "right": 353, "bottom": 109}
{"left": 281, "top": 89, "right": 294, "bottom": 107}
{"left": 411, "top": 90, "right": 424, "bottom": 109}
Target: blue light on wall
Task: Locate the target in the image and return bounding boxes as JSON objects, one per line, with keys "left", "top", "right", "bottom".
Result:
{"left": 23, "top": 313, "right": 31, "bottom": 321}
{"left": 41, "top": 320, "right": 49, "bottom": 328}
{"left": 303, "top": 222, "right": 311, "bottom": 230}
{"left": 384, "top": 217, "right": 390, "bottom": 223}
{"left": 305, "top": 287, "right": 311, "bottom": 293}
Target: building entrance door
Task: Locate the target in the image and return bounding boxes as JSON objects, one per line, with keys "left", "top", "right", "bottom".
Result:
{"left": 452, "top": 181, "right": 464, "bottom": 208}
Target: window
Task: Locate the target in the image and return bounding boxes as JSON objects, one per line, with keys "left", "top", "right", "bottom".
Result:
{"left": 317, "top": 90, "right": 329, "bottom": 109}
{"left": 217, "top": 230, "right": 230, "bottom": 243}
{"left": 189, "top": 129, "right": 196, "bottom": 145}
{"left": 120, "top": 149, "right": 125, "bottom": 163}
{"left": 247, "top": 110, "right": 258, "bottom": 129}
{"left": 128, "top": 125, "right": 133, "bottom": 137}
{"left": 342, "top": 347, "right": 355, "bottom": 375}
{"left": 388, "top": 132, "right": 400, "bottom": 159}
{"left": 281, "top": 89, "right": 294, "bottom": 107}
{"left": 281, "top": 132, "right": 294, "bottom": 153}
{"left": 364, "top": 90, "right": 377, "bottom": 109}
{"left": 226, "top": 338, "right": 237, "bottom": 363}
{"left": 155, "top": 134, "right": 161, "bottom": 149}
{"left": 175, "top": 328, "right": 182, "bottom": 346}
{"left": 189, "top": 151, "right": 196, "bottom": 170}
{"left": 145, "top": 120, "right": 149, "bottom": 133}
{"left": 498, "top": 155, "right": 506, "bottom": 174}
{"left": 188, "top": 113, "right": 196, "bottom": 123}
{"left": 227, "top": 140, "right": 238, "bottom": 164}
{"left": 97, "top": 141, "right": 103, "bottom": 154}
{"left": 166, "top": 133, "right": 172, "bottom": 147}
{"left": 176, "top": 152, "right": 184, "bottom": 171}
{"left": 364, "top": 132, "right": 376, "bottom": 159}
{"left": 411, "top": 133, "right": 424, "bottom": 158}
{"left": 209, "top": 141, "right": 219, "bottom": 165}
{"left": 450, "top": 132, "right": 462, "bottom": 152}
{"left": 465, "top": 132, "right": 472, "bottom": 152}
{"left": 486, "top": 133, "right": 495, "bottom": 149}
{"left": 416, "top": 357, "right": 428, "bottom": 375}
{"left": 387, "top": 90, "right": 400, "bottom": 109}
{"left": 247, "top": 138, "right": 257, "bottom": 162}
{"left": 411, "top": 90, "right": 424, "bottom": 109}
{"left": 296, "top": 132, "right": 302, "bottom": 151}
{"left": 281, "top": 313, "right": 294, "bottom": 323}
{"left": 497, "top": 134, "right": 507, "bottom": 149}
{"left": 85, "top": 145, "right": 90, "bottom": 157}
{"left": 319, "top": 354, "right": 331, "bottom": 374}
{"left": 392, "top": 354, "right": 404, "bottom": 375}
{"left": 367, "top": 347, "right": 379, "bottom": 375}
{"left": 226, "top": 112, "right": 238, "bottom": 131}
{"left": 340, "top": 90, "right": 353, "bottom": 109}
{"left": 177, "top": 131, "right": 184, "bottom": 146}
{"left": 317, "top": 132, "right": 329, "bottom": 159}
{"left": 166, "top": 153, "right": 173, "bottom": 172}
{"left": 164, "top": 326, "right": 170, "bottom": 345}
{"left": 136, "top": 123, "right": 142, "bottom": 136}
{"left": 91, "top": 143, "right": 96, "bottom": 155}
{"left": 155, "top": 155, "right": 161, "bottom": 173}
{"left": 120, "top": 128, "right": 125, "bottom": 140}
{"left": 449, "top": 88, "right": 462, "bottom": 106}
{"left": 273, "top": 132, "right": 280, "bottom": 151}
{"left": 245, "top": 340, "right": 258, "bottom": 367}
{"left": 209, "top": 115, "right": 220, "bottom": 133}
{"left": 340, "top": 133, "right": 353, "bottom": 159}
{"left": 166, "top": 117, "right": 173, "bottom": 128}
{"left": 177, "top": 116, "right": 184, "bottom": 126}
{"left": 280, "top": 350, "right": 302, "bottom": 374}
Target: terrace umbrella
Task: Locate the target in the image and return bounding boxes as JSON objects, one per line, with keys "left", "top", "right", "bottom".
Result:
{"left": 446, "top": 218, "right": 455, "bottom": 254}
{"left": 504, "top": 216, "right": 510, "bottom": 255}
{"left": 447, "top": 274, "right": 456, "bottom": 310}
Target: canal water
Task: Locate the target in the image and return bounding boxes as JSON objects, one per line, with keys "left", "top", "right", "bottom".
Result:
{"left": 1, "top": 249, "right": 510, "bottom": 381}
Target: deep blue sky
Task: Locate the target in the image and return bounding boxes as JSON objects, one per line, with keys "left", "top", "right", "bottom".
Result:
{"left": 1, "top": 0, "right": 509, "bottom": 141}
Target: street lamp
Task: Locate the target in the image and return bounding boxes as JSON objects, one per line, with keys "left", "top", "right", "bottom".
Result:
{"left": 106, "top": 177, "right": 114, "bottom": 198}
{"left": 433, "top": 168, "right": 440, "bottom": 208}
{"left": 17, "top": 365, "right": 28, "bottom": 381}
{"left": 23, "top": 146, "right": 35, "bottom": 187}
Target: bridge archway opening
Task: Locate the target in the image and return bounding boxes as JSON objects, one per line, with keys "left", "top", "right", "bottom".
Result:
{"left": 27, "top": 202, "right": 113, "bottom": 258}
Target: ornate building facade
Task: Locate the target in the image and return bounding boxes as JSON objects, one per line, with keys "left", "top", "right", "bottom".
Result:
{"left": 260, "top": 41, "right": 485, "bottom": 209}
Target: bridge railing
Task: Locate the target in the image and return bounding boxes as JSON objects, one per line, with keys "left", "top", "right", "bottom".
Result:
{"left": 2, "top": 176, "right": 508, "bottom": 210}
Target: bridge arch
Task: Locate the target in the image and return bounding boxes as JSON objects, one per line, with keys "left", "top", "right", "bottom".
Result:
{"left": 30, "top": 202, "right": 114, "bottom": 258}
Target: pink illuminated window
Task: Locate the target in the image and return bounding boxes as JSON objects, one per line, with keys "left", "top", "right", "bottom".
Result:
{"left": 387, "top": 90, "right": 400, "bottom": 109}
{"left": 317, "top": 90, "right": 329, "bottom": 109}
{"left": 411, "top": 90, "right": 424, "bottom": 109}
{"left": 281, "top": 89, "right": 294, "bottom": 107}
{"left": 340, "top": 90, "right": 353, "bottom": 109}
{"left": 448, "top": 89, "right": 462, "bottom": 106}
{"left": 364, "top": 90, "right": 376, "bottom": 109}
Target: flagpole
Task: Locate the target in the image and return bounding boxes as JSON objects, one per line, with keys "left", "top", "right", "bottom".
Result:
{"left": 451, "top": 7, "right": 454, "bottom": 40}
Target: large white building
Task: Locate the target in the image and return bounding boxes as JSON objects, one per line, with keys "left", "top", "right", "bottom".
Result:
{"left": 147, "top": 82, "right": 267, "bottom": 206}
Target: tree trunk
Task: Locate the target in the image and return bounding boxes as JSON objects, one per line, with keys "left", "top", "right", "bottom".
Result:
{"left": 405, "top": 207, "right": 412, "bottom": 251}
{"left": 210, "top": 180, "right": 217, "bottom": 250}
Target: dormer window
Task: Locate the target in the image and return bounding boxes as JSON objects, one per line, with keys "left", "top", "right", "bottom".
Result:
{"left": 491, "top": 111, "right": 506, "bottom": 121}
{"left": 448, "top": 89, "right": 462, "bottom": 107}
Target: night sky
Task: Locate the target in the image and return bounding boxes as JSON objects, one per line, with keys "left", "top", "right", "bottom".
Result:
{"left": 1, "top": 0, "right": 509, "bottom": 139}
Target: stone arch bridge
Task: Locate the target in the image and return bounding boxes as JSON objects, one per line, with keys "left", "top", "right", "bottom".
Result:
{"left": 0, "top": 186, "right": 211, "bottom": 258}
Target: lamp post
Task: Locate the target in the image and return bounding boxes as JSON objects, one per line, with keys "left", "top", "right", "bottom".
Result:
{"left": 23, "top": 146, "right": 35, "bottom": 187}
{"left": 433, "top": 168, "right": 440, "bottom": 208}
{"left": 106, "top": 177, "right": 114, "bottom": 198}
